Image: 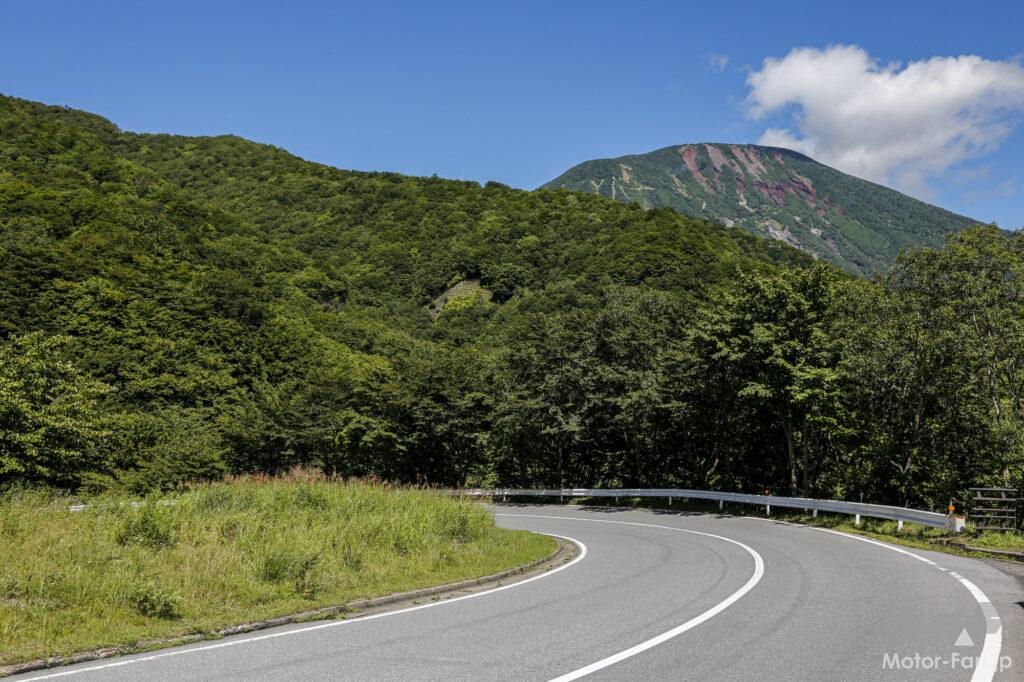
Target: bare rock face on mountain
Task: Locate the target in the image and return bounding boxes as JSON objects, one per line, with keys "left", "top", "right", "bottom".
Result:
{"left": 543, "top": 143, "right": 979, "bottom": 274}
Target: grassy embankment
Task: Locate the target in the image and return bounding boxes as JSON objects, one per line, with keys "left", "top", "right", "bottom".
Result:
{"left": 0, "top": 477, "right": 555, "bottom": 666}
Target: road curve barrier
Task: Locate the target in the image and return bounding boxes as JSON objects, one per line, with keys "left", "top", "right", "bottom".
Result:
{"left": 454, "top": 488, "right": 966, "bottom": 532}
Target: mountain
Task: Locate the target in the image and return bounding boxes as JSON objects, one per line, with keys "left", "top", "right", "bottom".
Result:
{"left": 543, "top": 143, "right": 980, "bottom": 274}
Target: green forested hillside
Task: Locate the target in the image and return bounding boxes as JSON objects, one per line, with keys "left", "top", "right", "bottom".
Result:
{"left": 0, "top": 95, "right": 807, "bottom": 489}
{"left": 1, "top": 95, "right": 1021, "bottom": 510}
{"left": 544, "top": 143, "right": 980, "bottom": 274}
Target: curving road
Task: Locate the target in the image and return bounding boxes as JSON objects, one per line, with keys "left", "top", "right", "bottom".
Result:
{"left": 12, "top": 505, "right": 1024, "bottom": 681}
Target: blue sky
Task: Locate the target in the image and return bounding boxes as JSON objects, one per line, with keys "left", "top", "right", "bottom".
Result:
{"left": 2, "top": 0, "right": 1022, "bottom": 226}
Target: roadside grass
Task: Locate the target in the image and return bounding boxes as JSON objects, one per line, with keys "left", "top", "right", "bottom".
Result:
{"left": 0, "top": 477, "right": 555, "bottom": 666}
{"left": 778, "top": 509, "right": 1024, "bottom": 557}
{"left": 761, "top": 512, "right": 1024, "bottom": 558}
{"left": 515, "top": 495, "right": 1024, "bottom": 560}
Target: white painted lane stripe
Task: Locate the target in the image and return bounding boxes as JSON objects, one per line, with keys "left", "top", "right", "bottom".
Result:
{"left": 20, "top": 533, "right": 587, "bottom": 681}
{"left": 495, "top": 513, "right": 765, "bottom": 682}
{"left": 977, "top": 629, "right": 1004, "bottom": 682}
{"left": 747, "top": 517, "right": 1003, "bottom": 682}
{"left": 957, "top": 576, "right": 992, "bottom": 604}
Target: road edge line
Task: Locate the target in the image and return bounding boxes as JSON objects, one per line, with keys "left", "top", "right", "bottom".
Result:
{"left": 746, "top": 517, "right": 1004, "bottom": 682}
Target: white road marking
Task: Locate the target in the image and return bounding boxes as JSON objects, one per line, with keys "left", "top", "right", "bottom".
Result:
{"left": 20, "top": 534, "right": 587, "bottom": 681}
{"left": 956, "top": 575, "right": 992, "bottom": 604}
{"left": 748, "top": 517, "right": 1004, "bottom": 682}
{"left": 495, "top": 513, "right": 765, "bottom": 682}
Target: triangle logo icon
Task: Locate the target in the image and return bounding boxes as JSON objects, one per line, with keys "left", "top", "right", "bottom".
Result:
{"left": 955, "top": 628, "right": 975, "bottom": 647}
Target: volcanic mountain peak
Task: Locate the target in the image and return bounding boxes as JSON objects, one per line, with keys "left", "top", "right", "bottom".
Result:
{"left": 544, "top": 143, "right": 979, "bottom": 274}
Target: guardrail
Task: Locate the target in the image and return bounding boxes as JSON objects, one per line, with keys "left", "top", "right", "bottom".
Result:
{"left": 455, "top": 488, "right": 966, "bottom": 532}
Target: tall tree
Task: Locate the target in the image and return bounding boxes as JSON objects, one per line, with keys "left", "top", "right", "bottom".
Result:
{"left": 0, "top": 334, "right": 111, "bottom": 486}
{"left": 690, "top": 267, "right": 843, "bottom": 495}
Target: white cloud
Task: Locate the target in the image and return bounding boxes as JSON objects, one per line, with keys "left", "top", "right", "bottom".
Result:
{"left": 745, "top": 45, "right": 1024, "bottom": 197}
{"left": 954, "top": 164, "right": 991, "bottom": 185}
{"left": 708, "top": 54, "right": 729, "bottom": 72}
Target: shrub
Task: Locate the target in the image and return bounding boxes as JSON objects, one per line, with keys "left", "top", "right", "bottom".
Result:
{"left": 256, "top": 548, "right": 292, "bottom": 582}
{"left": 0, "top": 333, "right": 112, "bottom": 487}
{"left": 127, "top": 583, "right": 180, "bottom": 619}
{"left": 217, "top": 516, "right": 243, "bottom": 542}
{"left": 256, "top": 547, "right": 319, "bottom": 585}
{"left": 114, "top": 505, "right": 176, "bottom": 549}
{"left": 294, "top": 566, "right": 328, "bottom": 599}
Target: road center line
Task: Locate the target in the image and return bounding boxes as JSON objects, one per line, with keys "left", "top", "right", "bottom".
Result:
{"left": 21, "top": 533, "right": 587, "bottom": 681}
{"left": 495, "top": 513, "right": 765, "bottom": 682}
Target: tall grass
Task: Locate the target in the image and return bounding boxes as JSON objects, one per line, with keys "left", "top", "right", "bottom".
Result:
{"left": 0, "top": 477, "right": 554, "bottom": 665}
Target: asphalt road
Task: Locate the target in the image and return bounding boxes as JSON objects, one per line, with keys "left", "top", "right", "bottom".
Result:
{"left": 13, "top": 505, "right": 1024, "bottom": 681}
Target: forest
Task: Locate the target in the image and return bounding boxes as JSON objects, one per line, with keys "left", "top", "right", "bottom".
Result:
{"left": 1, "top": 94, "right": 1021, "bottom": 511}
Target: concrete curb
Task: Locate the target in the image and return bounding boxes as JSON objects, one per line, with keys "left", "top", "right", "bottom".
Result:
{"left": 964, "top": 546, "right": 1024, "bottom": 560}
{"left": 0, "top": 538, "right": 572, "bottom": 678}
